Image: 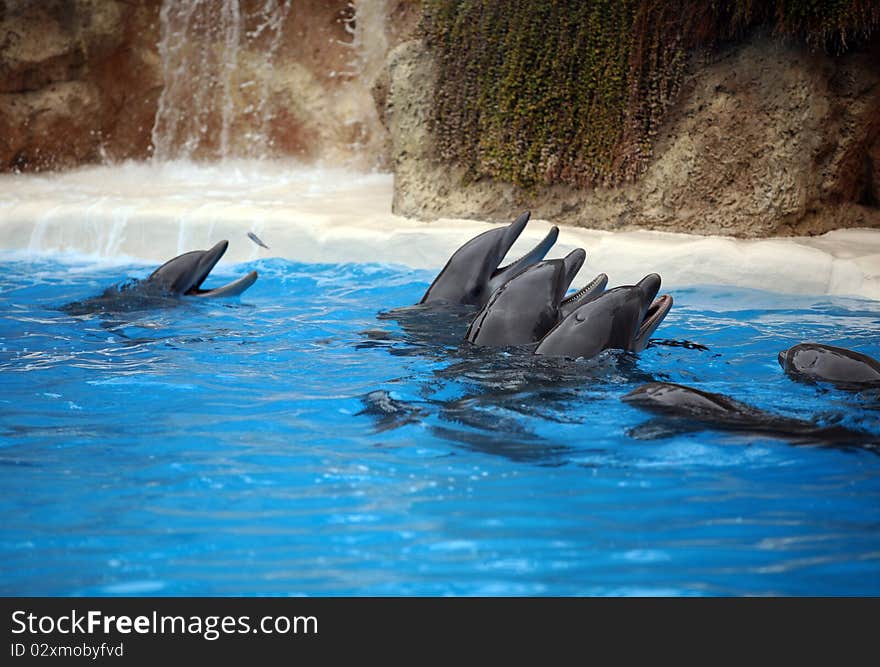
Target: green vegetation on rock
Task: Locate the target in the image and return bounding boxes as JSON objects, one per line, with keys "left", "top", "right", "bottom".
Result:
{"left": 422, "top": 0, "right": 879, "bottom": 189}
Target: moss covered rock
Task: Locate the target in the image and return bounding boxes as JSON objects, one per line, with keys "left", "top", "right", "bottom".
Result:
{"left": 422, "top": 0, "right": 880, "bottom": 189}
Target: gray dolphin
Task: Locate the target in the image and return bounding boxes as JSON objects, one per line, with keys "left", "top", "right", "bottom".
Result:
{"left": 62, "top": 240, "right": 257, "bottom": 317}
{"left": 147, "top": 240, "right": 257, "bottom": 298}
{"left": 420, "top": 212, "right": 559, "bottom": 307}
{"left": 622, "top": 382, "right": 878, "bottom": 447}
{"left": 534, "top": 274, "right": 672, "bottom": 359}
{"left": 778, "top": 343, "right": 880, "bottom": 389}
{"left": 466, "top": 249, "right": 609, "bottom": 347}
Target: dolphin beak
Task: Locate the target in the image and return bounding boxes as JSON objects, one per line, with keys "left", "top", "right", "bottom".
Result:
{"left": 628, "top": 273, "right": 670, "bottom": 351}
{"left": 501, "top": 211, "right": 532, "bottom": 252}
{"left": 189, "top": 271, "right": 259, "bottom": 298}
{"left": 553, "top": 248, "right": 587, "bottom": 306}
{"left": 488, "top": 212, "right": 559, "bottom": 293}
{"left": 559, "top": 272, "right": 607, "bottom": 318}
{"left": 636, "top": 273, "right": 662, "bottom": 304}
{"left": 187, "top": 240, "right": 229, "bottom": 294}
{"left": 186, "top": 240, "right": 259, "bottom": 298}
{"left": 562, "top": 249, "right": 586, "bottom": 287}
{"left": 632, "top": 294, "right": 673, "bottom": 352}
{"left": 778, "top": 350, "right": 787, "bottom": 368}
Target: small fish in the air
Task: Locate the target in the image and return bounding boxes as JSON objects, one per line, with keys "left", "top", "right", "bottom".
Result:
{"left": 247, "top": 232, "right": 269, "bottom": 249}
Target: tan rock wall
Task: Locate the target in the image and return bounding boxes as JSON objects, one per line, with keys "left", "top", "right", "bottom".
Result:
{"left": 385, "top": 34, "right": 880, "bottom": 237}
{"left": 0, "top": 0, "right": 162, "bottom": 170}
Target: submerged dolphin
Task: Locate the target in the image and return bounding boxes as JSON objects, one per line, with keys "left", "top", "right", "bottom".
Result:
{"left": 622, "top": 382, "right": 878, "bottom": 448}
{"left": 534, "top": 274, "right": 672, "bottom": 359}
{"left": 778, "top": 343, "right": 880, "bottom": 389}
{"left": 63, "top": 240, "right": 257, "bottom": 315}
{"left": 465, "top": 249, "right": 609, "bottom": 347}
{"left": 420, "top": 212, "right": 559, "bottom": 307}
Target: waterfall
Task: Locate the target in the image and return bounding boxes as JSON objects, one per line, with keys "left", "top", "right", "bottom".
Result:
{"left": 341, "top": 0, "right": 389, "bottom": 162}
{"left": 150, "top": 0, "right": 390, "bottom": 166}
{"left": 151, "top": 0, "right": 293, "bottom": 162}
{"left": 0, "top": 1, "right": 417, "bottom": 266}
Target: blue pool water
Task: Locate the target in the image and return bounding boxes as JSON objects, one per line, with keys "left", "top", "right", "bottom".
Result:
{"left": 1, "top": 255, "right": 879, "bottom": 596}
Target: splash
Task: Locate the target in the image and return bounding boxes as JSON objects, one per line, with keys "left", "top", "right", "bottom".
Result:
{"left": 1, "top": 160, "right": 878, "bottom": 300}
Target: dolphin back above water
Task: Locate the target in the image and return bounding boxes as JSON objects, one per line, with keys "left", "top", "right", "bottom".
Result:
{"left": 420, "top": 212, "right": 559, "bottom": 307}
{"left": 534, "top": 274, "right": 673, "bottom": 359}
{"left": 779, "top": 343, "right": 880, "bottom": 389}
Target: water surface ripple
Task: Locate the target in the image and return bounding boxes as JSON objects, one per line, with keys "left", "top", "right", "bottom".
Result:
{"left": 1, "top": 257, "right": 878, "bottom": 595}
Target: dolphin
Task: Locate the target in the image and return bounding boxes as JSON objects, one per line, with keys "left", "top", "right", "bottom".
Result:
{"left": 465, "top": 249, "right": 609, "bottom": 347}
{"left": 778, "top": 343, "right": 880, "bottom": 389}
{"left": 62, "top": 240, "right": 257, "bottom": 316}
{"left": 420, "top": 212, "right": 559, "bottom": 307}
{"left": 146, "top": 240, "right": 257, "bottom": 298}
{"left": 622, "top": 382, "right": 878, "bottom": 448}
{"left": 534, "top": 274, "right": 672, "bottom": 359}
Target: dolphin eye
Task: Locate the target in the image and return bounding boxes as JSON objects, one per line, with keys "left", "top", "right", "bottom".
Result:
{"left": 575, "top": 313, "right": 586, "bottom": 322}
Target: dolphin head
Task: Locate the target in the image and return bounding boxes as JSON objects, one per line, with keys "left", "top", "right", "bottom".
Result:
{"left": 778, "top": 344, "right": 821, "bottom": 376}
{"left": 465, "top": 248, "right": 588, "bottom": 347}
{"left": 420, "top": 212, "right": 559, "bottom": 307}
{"left": 630, "top": 274, "right": 673, "bottom": 352}
{"left": 534, "top": 273, "right": 673, "bottom": 359}
{"left": 779, "top": 343, "right": 880, "bottom": 387}
{"left": 146, "top": 240, "right": 258, "bottom": 298}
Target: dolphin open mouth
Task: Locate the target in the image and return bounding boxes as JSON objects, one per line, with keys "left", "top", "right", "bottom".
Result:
{"left": 633, "top": 294, "right": 673, "bottom": 351}
{"left": 629, "top": 273, "right": 672, "bottom": 351}
{"left": 560, "top": 272, "right": 607, "bottom": 317}
{"left": 188, "top": 271, "right": 259, "bottom": 298}
{"left": 488, "top": 212, "right": 559, "bottom": 293}
{"left": 184, "top": 240, "right": 258, "bottom": 298}
{"left": 183, "top": 240, "right": 227, "bottom": 295}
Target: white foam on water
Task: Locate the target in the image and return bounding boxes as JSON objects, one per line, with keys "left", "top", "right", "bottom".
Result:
{"left": 1, "top": 160, "right": 878, "bottom": 299}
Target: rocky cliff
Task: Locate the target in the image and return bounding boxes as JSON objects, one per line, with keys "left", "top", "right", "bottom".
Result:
{"left": 0, "top": 0, "right": 162, "bottom": 170}
{"left": 384, "top": 32, "right": 880, "bottom": 237}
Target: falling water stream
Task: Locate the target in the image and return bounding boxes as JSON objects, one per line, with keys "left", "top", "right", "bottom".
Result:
{"left": 150, "top": 0, "right": 389, "bottom": 164}
{"left": 151, "top": 0, "right": 291, "bottom": 160}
